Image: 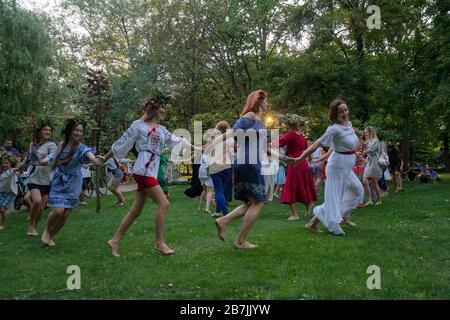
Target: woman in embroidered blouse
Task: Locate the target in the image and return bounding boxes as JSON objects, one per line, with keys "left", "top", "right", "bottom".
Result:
{"left": 21, "top": 122, "right": 58, "bottom": 236}
{"left": 104, "top": 96, "right": 196, "bottom": 256}
{"left": 41, "top": 119, "right": 102, "bottom": 247}
{"left": 293, "top": 99, "right": 363, "bottom": 235}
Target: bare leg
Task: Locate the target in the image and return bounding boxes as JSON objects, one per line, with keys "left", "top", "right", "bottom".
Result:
{"left": 273, "top": 185, "right": 280, "bottom": 198}
{"left": 395, "top": 172, "right": 403, "bottom": 191}
{"left": 363, "top": 177, "right": 372, "bottom": 205}
{"left": 42, "top": 208, "right": 65, "bottom": 246}
{"left": 24, "top": 192, "right": 32, "bottom": 213}
{"left": 47, "top": 208, "right": 72, "bottom": 245}
{"left": 205, "top": 187, "right": 214, "bottom": 213}
{"left": 287, "top": 204, "right": 299, "bottom": 220}
{"left": 199, "top": 188, "right": 206, "bottom": 210}
{"left": 215, "top": 204, "right": 249, "bottom": 242}
{"left": 304, "top": 202, "right": 313, "bottom": 217}
{"left": 370, "top": 178, "right": 382, "bottom": 205}
{"left": 145, "top": 186, "right": 175, "bottom": 255}
{"left": 305, "top": 216, "right": 321, "bottom": 233}
{"left": 28, "top": 189, "right": 43, "bottom": 236}
{"left": 108, "top": 191, "right": 147, "bottom": 257}
{"left": 109, "top": 178, "right": 125, "bottom": 204}
{"left": 0, "top": 209, "right": 6, "bottom": 230}
{"left": 234, "top": 200, "right": 265, "bottom": 249}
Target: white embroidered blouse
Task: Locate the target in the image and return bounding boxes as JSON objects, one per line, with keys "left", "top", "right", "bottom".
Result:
{"left": 111, "top": 120, "right": 183, "bottom": 178}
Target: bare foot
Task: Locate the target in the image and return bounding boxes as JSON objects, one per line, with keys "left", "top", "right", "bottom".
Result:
{"left": 234, "top": 241, "right": 258, "bottom": 249}
{"left": 305, "top": 224, "right": 322, "bottom": 233}
{"left": 154, "top": 243, "right": 176, "bottom": 255}
{"left": 41, "top": 230, "right": 53, "bottom": 246}
{"left": 365, "top": 202, "right": 373, "bottom": 206}
{"left": 375, "top": 201, "right": 382, "bottom": 206}
{"left": 0, "top": 225, "right": 5, "bottom": 230}
{"left": 107, "top": 240, "right": 120, "bottom": 257}
{"left": 341, "top": 220, "right": 357, "bottom": 228}
{"left": 287, "top": 215, "right": 300, "bottom": 221}
{"left": 28, "top": 226, "right": 38, "bottom": 237}
{"left": 215, "top": 219, "right": 226, "bottom": 242}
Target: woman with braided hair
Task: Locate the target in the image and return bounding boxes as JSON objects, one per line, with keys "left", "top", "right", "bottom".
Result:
{"left": 41, "top": 119, "right": 102, "bottom": 246}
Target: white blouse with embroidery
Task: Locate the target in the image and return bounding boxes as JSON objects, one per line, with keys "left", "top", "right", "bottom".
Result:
{"left": 111, "top": 120, "right": 183, "bottom": 178}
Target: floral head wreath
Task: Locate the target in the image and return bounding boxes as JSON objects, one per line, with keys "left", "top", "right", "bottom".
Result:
{"left": 281, "top": 113, "right": 303, "bottom": 128}
{"left": 149, "top": 88, "right": 173, "bottom": 106}
{"left": 0, "top": 152, "right": 17, "bottom": 166}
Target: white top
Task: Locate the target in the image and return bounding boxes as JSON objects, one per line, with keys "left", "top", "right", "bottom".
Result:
{"left": 111, "top": 120, "right": 183, "bottom": 178}
{"left": 81, "top": 166, "right": 91, "bottom": 178}
{"left": 261, "top": 155, "right": 279, "bottom": 176}
{"left": 0, "top": 169, "right": 18, "bottom": 194}
{"left": 318, "top": 122, "right": 359, "bottom": 153}
{"left": 311, "top": 148, "right": 322, "bottom": 161}
{"left": 23, "top": 141, "right": 58, "bottom": 186}
{"left": 198, "top": 154, "right": 210, "bottom": 179}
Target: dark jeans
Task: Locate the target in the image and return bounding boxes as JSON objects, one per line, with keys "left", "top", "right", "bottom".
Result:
{"left": 211, "top": 168, "right": 232, "bottom": 215}
{"left": 378, "top": 168, "right": 387, "bottom": 191}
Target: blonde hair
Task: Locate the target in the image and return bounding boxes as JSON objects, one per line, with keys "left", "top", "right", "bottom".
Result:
{"left": 366, "top": 126, "right": 378, "bottom": 141}
{"left": 215, "top": 121, "right": 230, "bottom": 134}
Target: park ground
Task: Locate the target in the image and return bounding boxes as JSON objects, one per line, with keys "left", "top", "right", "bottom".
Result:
{"left": 0, "top": 175, "right": 449, "bottom": 300}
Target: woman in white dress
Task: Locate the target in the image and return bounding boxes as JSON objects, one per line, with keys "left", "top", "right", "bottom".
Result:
{"left": 361, "top": 126, "right": 383, "bottom": 206}
{"left": 103, "top": 96, "right": 198, "bottom": 256}
{"left": 293, "top": 99, "right": 363, "bottom": 235}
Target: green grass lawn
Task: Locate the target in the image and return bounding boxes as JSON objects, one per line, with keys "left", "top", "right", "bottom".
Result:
{"left": 1, "top": 175, "right": 449, "bottom": 300}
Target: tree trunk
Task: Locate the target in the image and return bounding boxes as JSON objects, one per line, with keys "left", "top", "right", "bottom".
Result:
{"left": 444, "top": 129, "right": 449, "bottom": 172}
{"left": 400, "top": 132, "right": 411, "bottom": 172}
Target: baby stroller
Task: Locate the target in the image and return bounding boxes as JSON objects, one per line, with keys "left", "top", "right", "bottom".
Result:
{"left": 14, "top": 176, "right": 28, "bottom": 211}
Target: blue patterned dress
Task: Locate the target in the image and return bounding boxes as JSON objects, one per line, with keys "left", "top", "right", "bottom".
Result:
{"left": 49, "top": 144, "right": 95, "bottom": 209}
{"left": 233, "top": 118, "right": 267, "bottom": 202}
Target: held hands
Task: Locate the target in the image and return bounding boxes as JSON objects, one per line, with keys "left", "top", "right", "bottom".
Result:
{"left": 93, "top": 156, "right": 105, "bottom": 167}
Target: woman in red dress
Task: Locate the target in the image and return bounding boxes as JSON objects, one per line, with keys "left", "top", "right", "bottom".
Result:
{"left": 276, "top": 116, "right": 318, "bottom": 220}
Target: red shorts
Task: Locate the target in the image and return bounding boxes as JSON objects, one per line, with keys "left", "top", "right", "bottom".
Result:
{"left": 133, "top": 174, "right": 159, "bottom": 191}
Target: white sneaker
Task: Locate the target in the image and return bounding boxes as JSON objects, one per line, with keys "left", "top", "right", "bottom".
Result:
{"left": 79, "top": 201, "right": 88, "bottom": 206}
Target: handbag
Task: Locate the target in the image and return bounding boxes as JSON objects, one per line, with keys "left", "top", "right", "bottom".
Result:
{"left": 378, "top": 142, "right": 389, "bottom": 168}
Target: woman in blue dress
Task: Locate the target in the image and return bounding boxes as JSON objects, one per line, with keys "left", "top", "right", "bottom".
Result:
{"left": 210, "top": 90, "right": 291, "bottom": 249}
{"left": 41, "top": 119, "right": 102, "bottom": 247}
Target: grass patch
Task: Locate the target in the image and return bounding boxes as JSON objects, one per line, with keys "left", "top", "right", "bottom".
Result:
{"left": 0, "top": 175, "right": 449, "bottom": 299}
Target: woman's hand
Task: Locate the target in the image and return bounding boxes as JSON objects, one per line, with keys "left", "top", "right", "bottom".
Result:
{"left": 92, "top": 157, "right": 104, "bottom": 167}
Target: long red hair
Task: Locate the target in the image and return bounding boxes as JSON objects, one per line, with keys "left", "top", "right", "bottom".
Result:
{"left": 240, "top": 90, "right": 268, "bottom": 116}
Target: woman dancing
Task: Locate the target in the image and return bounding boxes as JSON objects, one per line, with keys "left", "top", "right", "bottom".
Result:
{"left": 41, "top": 119, "right": 102, "bottom": 246}
{"left": 21, "top": 122, "right": 57, "bottom": 236}
{"left": 211, "top": 90, "right": 290, "bottom": 249}
{"left": 292, "top": 99, "right": 363, "bottom": 235}
{"left": 104, "top": 96, "right": 198, "bottom": 256}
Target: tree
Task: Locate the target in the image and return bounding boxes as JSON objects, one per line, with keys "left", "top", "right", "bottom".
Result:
{"left": 0, "top": 0, "right": 66, "bottom": 149}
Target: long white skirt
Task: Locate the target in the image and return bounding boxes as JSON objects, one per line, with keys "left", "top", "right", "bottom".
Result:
{"left": 313, "top": 152, "right": 364, "bottom": 235}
